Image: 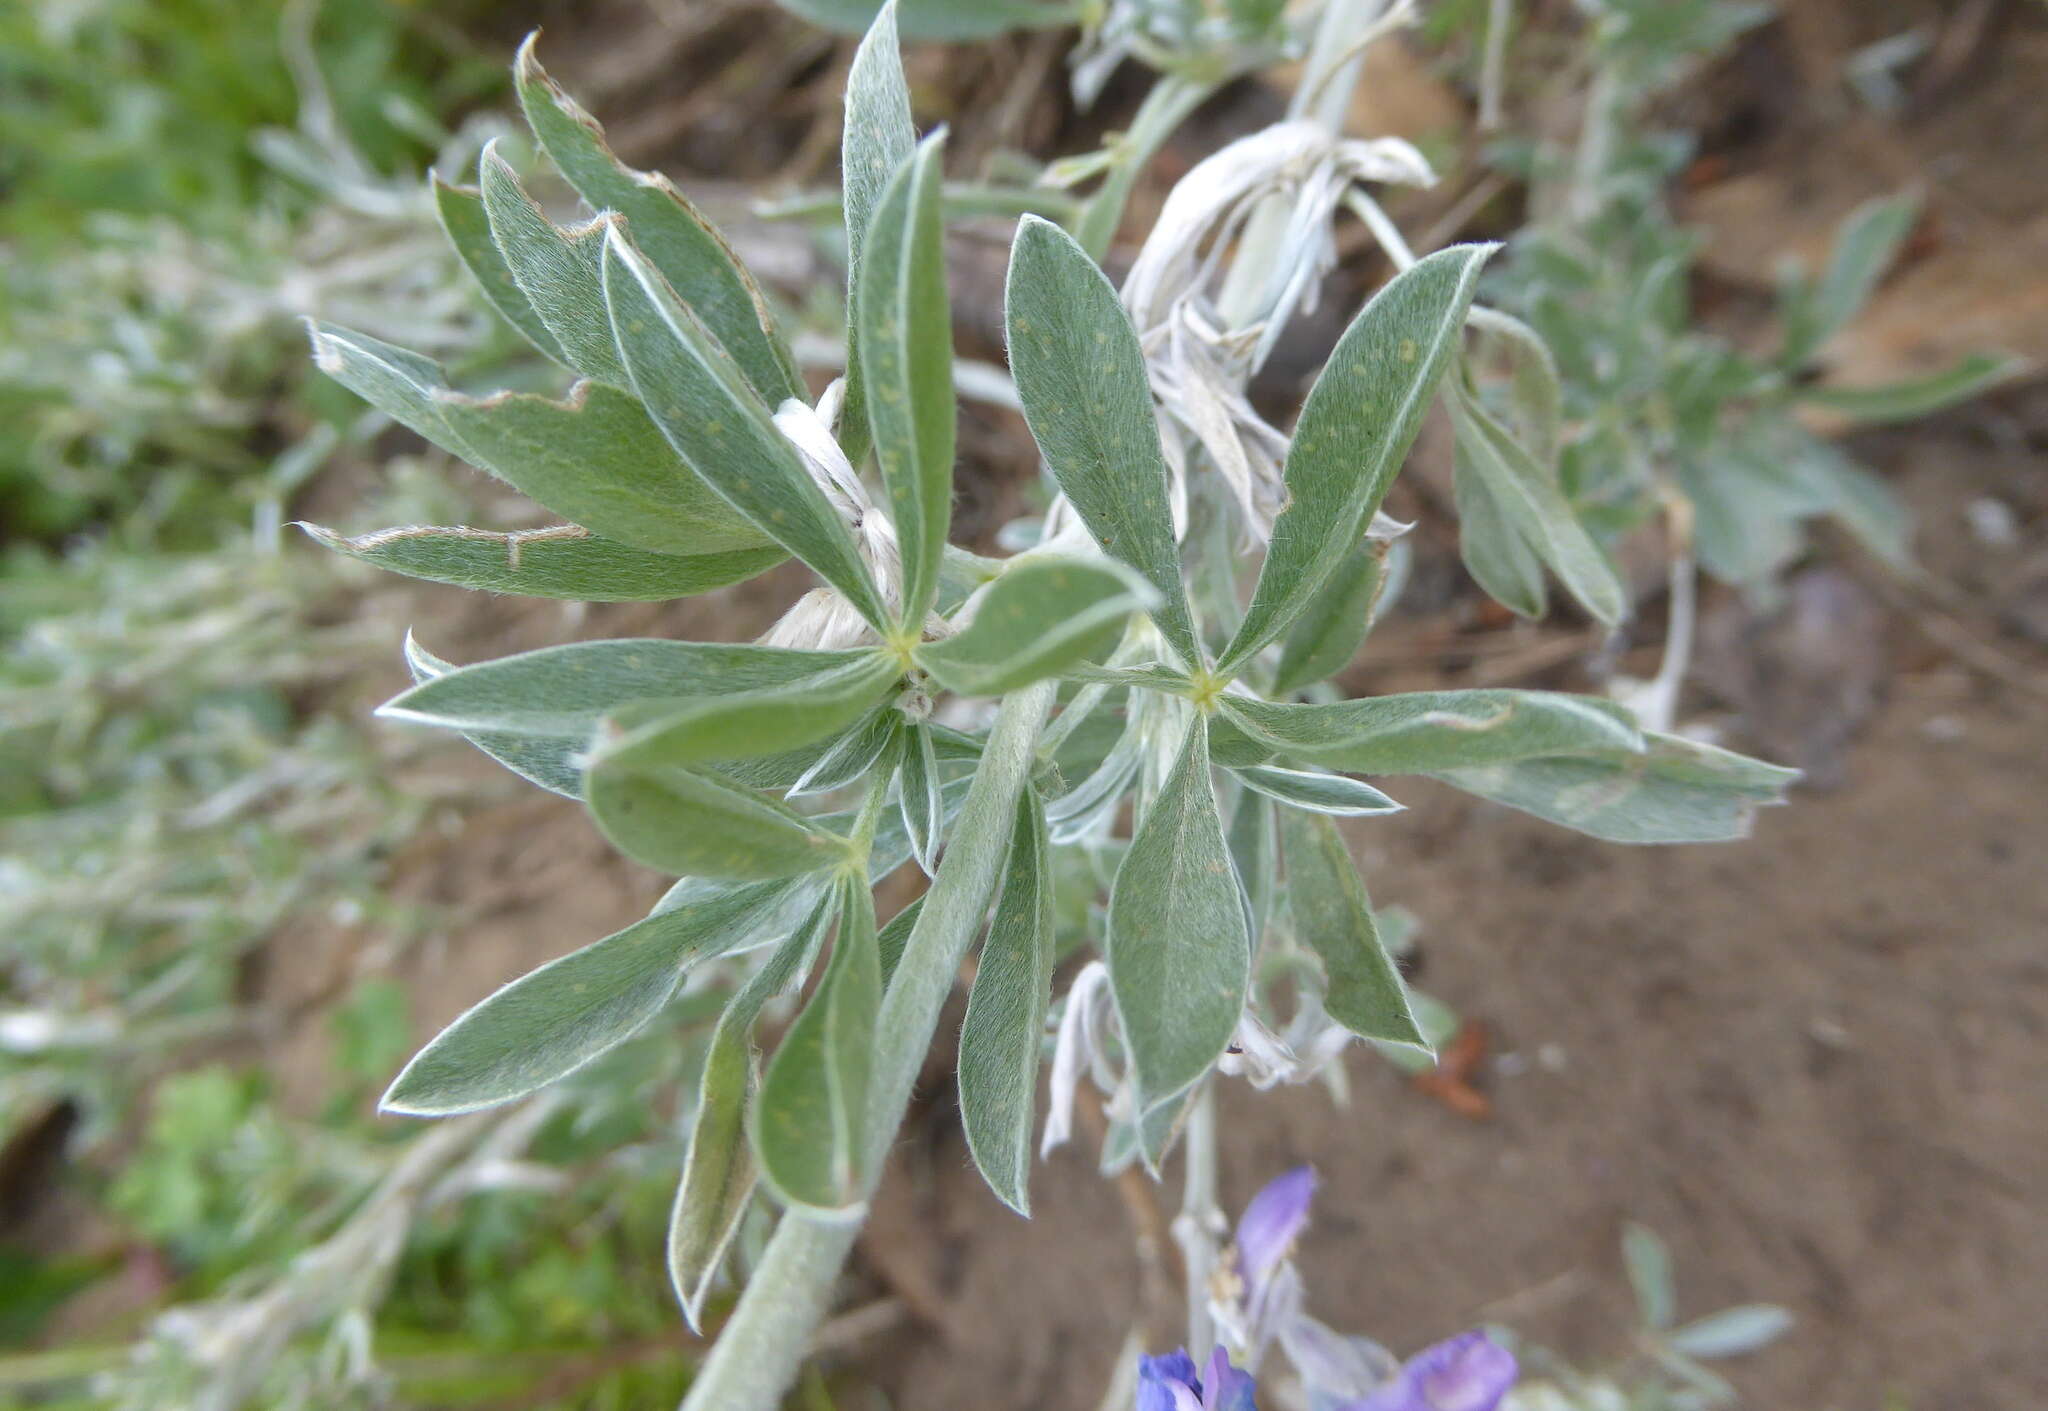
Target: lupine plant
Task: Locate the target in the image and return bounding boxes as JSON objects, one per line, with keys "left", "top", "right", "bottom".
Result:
{"left": 305, "top": 5, "right": 1800, "bottom": 1408}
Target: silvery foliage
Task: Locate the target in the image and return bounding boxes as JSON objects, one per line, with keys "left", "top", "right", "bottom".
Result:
{"left": 306, "top": 0, "right": 1795, "bottom": 1388}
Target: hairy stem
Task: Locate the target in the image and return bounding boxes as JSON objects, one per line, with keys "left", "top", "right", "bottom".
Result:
{"left": 1172, "top": 1080, "right": 1222, "bottom": 1355}
{"left": 677, "top": 681, "right": 1056, "bottom": 1411}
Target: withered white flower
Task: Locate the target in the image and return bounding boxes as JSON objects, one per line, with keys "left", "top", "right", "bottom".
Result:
{"left": 1120, "top": 121, "right": 1436, "bottom": 543}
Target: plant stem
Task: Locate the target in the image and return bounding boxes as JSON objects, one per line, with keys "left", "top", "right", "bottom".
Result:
{"left": 1074, "top": 72, "right": 1221, "bottom": 259}
{"left": 677, "top": 681, "right": 1057, "bottom": 1411}
{"left": 1171, "top": 1079, "right": 1222, "bottom": 1356}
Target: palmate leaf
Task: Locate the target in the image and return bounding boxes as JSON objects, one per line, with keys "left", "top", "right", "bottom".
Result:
{"left": 857, "top": 130, "right": 955, "bottom": 627}
{"left": 1280, "top": 810, "right": 1426, "bottom": 1048}
{"left": 306, "top": 322, "right": 775, "bottom": 558}
{"left": 915, "top": 556, "right": 1156, "bottom": 697}
{"left": 382, "top": 875, "right": 820, "bottom": 1116}
{"left": 1106, "top": 715, "right": 1249, "bottom": 1115}
{"left": 1219, "top": 244, "right": 1496, "bottom": 673}
{"left": 381, "top": 639, "right": 878, "bottom": 740}
{"left": 433, "top": 175, "right": 566, "bottom": 365}
{"left": 603, "top": 225, "right": 889, "bottom": 627}
{"left": 586, "top": 760, "right": 853, "bottom": 879}
{"left": 1004, "top": 216, "right": 1201, "bottom": 665}
{"left": 1432, "top": 730, "right": 1798, "bottom": 844}
{"left": 958, "top": 788, "right": 1054, "bottom": 1214}
{"left": 515, "top": 35, "right": 802, "bottom": 405}
{"left": 1217, "top": 690, "right": 1643, "bottom": 775}
{"left": 301, "top": 522, "right": 782, "bottom": 602}
{"left": 838, "top": 1, "right": 918, "bottom": 468}
{"left": 755, "top": 873, "right": 880, "bottom": 1214}
{"left": 669, "top": 908, "right": 822, "bottom": 1331}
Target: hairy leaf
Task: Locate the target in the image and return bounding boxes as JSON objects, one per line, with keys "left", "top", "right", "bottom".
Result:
{"left": 1782, "top": 194, "right": 1916, "bottom": 367}
{"left": 433, "top": 174, "right": 565, "bottom": 364}
{"left": 669, "top": 909, "right": 822, "bottom": 1330}
{"left": 755, "top": 874, "right": 880, "bottom": 1212}
{"left": 1107, "top": 716, "right": 1249, "bottom": 1113}
{"left": 382, "top": 877, "right": 816, "bottom": 1116}
{"left": 1220, "top": 245, "right": 1495, "bottom": 672}
{"left": 857, "top": 132, "right": 955, "bottom": 626}
{"left": 382, "top": 640, "right": 876, "bottom": 739}
{"left": 515, "top": 35, "right": 801, "bottom": 403}
{"left": 958, "top": 788, "right": 1054, "bottom": 1214}
{"left": 1271, "top": 538, "right": 1391, "bottom": 693}
{"left": 1005, "top": 216, "right": 1200, "bottom": 663}
{"left": 897, "top": 721, "right": 943, "bottom": 875}
{"left": 1447, "top": 378, "right": 1627, "bottom": 626}
{"left": 1220, "top": 690, "right": 1642, "bottom": 775}
{"left": 586, "top": 761, "right": 852, "bottom": 878}
{"left": 1230, "top": 765, "right": 1403, "bottom": 817}
{"left": 839, "top": 0, "right": 917, "bottom": 467}
{"left": 598, "top": 653, "right": 900, "bottom": 768}
{"left": 476, "top": 145, "right": 624, "bottom": 383}
{"left": 603, "top": 226, "right": 887, "bottom": 626}
{"left": 1454, "top": 452, "right": 1548, "bottom": 619}
{"left": 302, "top": 522, "right": 780, "bottom": 601}
{"left": 916, "top": 557, "right": 1155, "bottom": 696}
{"left": 1281, "top": 810, "right": 1425, "bottom": 1048}
{"left": 403, "top": 634, "right": 579, "bottom": 797}
{"left": 1434, "top": 731, "right": 1798, "bottom": 844}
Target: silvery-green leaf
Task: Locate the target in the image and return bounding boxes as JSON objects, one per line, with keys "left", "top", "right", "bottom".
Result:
{"left": 1220, "top": 245, "right": 1495, "bottom": 673}
{"left": 1434, "top": 731, "right": 1798, "bottom": 844}
{"left": 1623, "top": 1222, "right": 1677, "bottom": 1330}
{"left": 383, "top": 640, "right": 876, "bottom": 740}
{"left": 515, "top": 36, "right": 800, "bottom": 403}
{"left": 1786, "top": 440, "right": 1911, "bottom": 569}
{"left": 671, "top": 894, "right": 834, "bottom": 1327}
{"left": 857, "top": 131, "right": 955, "bottom": 626}
{"left": 790, "top": 707, "right": 902, "bottom": 798}
{"left": 1447, "top": 378, "right": 1627, "bottom": 626}
{"left": 1681, "top": 447, "right": 1807, "bottom": 586}
{"left": 1666, "top": 1305, "right": 1795, "bottom": 1359}
{"left": 383, "top": 876, "right": 814, "bottom": 1116}
{"left": 1226, "top": 787, "right": 1278, "bottom": 942}
{"left": 915, "top": 557, "right": 1156, "bottom": 697}
{"left": 301, "top": 522, "right": 781, "bottom": 602}
{"left": 433, "top": 174, "right": 565, "bottom": 364}
{"left": 437, "top": 379, "right": 775, "bottom": 556}
{"left": 1468, "top": 305, "right": 1563, "bottom": 467}
{"left": 875, "top": 893, "right": 924, "bottom": 991}
{"left": 1107, "top": 716, "right": 1249, "bottom": 1114}
{"left": 1454, "top": 453, "right": 1548, "bottom": 619}
{"left": 1099, "top": 1086, "right": 1190, "bottom": 1177}
{"left": 1798, "top": 353, "right": 2020, "bottom": 424}
{"left": 1281, "top": 811, "right": 1425, "bottom": 1048}
{"left": 586, "top": 761, "right": 853, "bottom": 879}
{"left": 403, "top": 634, "right": 579, "bottom": 797}
{"left": 1220, "top": 690, "right": 1642, "bottom": 775}
{"left": 596, "top": 652, "right": 900, "bottom": 769}
{"left": 838, "top": 1, "right": 917, "bottom": 469}
{"left": 1781, "top": 194, "right": 1916, "bottom": 367}
{"left": 755, "top": 874, "right": 879, "bottom": 1213}
{"left": 958, "top": 788, "right": 1053, "bottom": 1215}
{"left": 306, "top": 322, "right": 774, "bottom": 558}
{"left": 897, "top": 721, "right": 943, "bottom": 875}
{"left": 603, "top": 226, "right": 887, "bottom": 627}
{"left": 1271, "top": 538, "right": 1390, "bottom": 694}
{"left": 476, "top": 145, "right": 626, "bottom": 385}
{"left": 1231, "top": 765, "right": 1403, "bottom": 817}
{"left": 1004, "top": 216, "right": 1200, "bottom": 664}
{"left": 771, "top": 0, "right": 1076, "bottom": 39}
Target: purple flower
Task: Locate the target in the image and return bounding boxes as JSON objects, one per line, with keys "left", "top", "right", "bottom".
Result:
{"left": 1338, "top": 1332, "right": 1517, "bottom": 1411}
{"left": 1138, "top": 1346, "right": 1258, "bottom": 1411}
{"left": 1235, "top": 1165, "right": 1317, "bottom": 1301}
